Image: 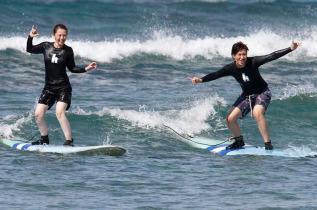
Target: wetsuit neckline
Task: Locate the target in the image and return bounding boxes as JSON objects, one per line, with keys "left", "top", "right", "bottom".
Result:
{"left": 232, "top": 61, "right": 246, "bottom": 70}
{"left": 236, "top": 64, "right": 246, "bottom": 69}
{"left": 53, "top": 42, "right": 64, "bottom": 49}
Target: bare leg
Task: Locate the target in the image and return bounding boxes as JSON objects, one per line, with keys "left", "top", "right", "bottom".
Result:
{"left": 226, "top": 107, "right": 242, "bottom": 137}
{"left": 55, "top": 102, "right": 72, "bottom": 140}
{"left": 253, "top": 105, "right": 270, "bottom": 143}
{"left": 35, "top": 104, "right": 49, "bottom": 136}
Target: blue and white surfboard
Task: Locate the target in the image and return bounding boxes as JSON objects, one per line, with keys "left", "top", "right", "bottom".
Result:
{"left": 185, "top": 136, "right": 315, "bottom": 157}
{"left": 164, "top": 125, "right": 315, "bottom": 158}
{"left": 1, "top": 138, "right": 126, "bottom": 156}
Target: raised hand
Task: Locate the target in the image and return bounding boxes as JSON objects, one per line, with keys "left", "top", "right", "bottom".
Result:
{"left": 290, "top": 40, "right": 302, "bottom": 51}
{"left": 30, "top": 25, "right": 40, "bottom": 37}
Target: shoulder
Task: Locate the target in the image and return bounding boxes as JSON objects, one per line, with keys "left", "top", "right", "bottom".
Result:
{"left": 63, "top": 44, "right": 73, "bottom": 51}
{"left": 246, "top": 57, "right": 255, "bottom": 62}
{"left": 224, "top": 62, "right": 236, "bottom": 71}
{"left": 63, "top": 44, "right": 74, "bottom": 54}
{"left": 247, "top": 56, "right": 259, "bottom": 66}
{"left": 35, "top": 41, "right": 51, "bottom": 47}
{"left": 38, "top": 42, "right": 54, "bottom": 50}
{"left": 215, "top": 62, "right": 235, "bottom": 76}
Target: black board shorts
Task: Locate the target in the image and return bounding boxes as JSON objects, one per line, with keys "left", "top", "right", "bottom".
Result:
{"left": 38, "top": 87, "right": 72, "bottom": 110}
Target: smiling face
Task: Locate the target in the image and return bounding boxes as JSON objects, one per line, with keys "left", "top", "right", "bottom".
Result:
{"left": 232, "top": 49, "right": 247, "bottom": 68}
{"left": 53, "top": 28, "right": 67, "bottom": 48}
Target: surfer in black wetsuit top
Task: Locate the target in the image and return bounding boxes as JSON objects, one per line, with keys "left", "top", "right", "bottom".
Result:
{"left": 189, "top": 40, "right": 301, "bottom": 150}
{"left": 27, "top": 24, "right": 97, "bottom": 146}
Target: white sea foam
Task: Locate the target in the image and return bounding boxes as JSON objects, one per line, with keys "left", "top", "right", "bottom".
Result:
{"left": 273, "top": 82, "right": 317, "bottom": 100}
{"left": 0, "top": 112, "right": 33, "bottom": 138}
{"left": 286, "top": 145, "right": 317, "bottom": 158}
{"left": 72, "top": 95, "right": 228, "bottom": 135}
{"left": 2, "top": 29, "right": 316, "bottom": 62}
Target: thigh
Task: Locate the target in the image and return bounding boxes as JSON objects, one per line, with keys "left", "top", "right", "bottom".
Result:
{"left": 232, "top": 93, "right": 250, "bottom": 119}
{"left": 56, "top": 101, "right": 68, "bottom": 114}
{"left": 57, "top": 90, "right": 72, "bottom": 110}
{"left": 35, "top": 103, "right": 49, "bottom": 116}
{"left": 227, "top": 106, "right": 242, "bottom": 122}
{"left": 254, "top": 88, "right": 272, "bottom": 110}
{"left": 253, "top": 104, "right": 266, "bottom": 116}
{"left": 38, "top": 89, "right": 57, "bottom": 110}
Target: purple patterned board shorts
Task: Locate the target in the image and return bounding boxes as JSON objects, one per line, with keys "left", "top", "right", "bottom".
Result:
{"left": 232, "top": 88, "right": 272, "bottom": 119}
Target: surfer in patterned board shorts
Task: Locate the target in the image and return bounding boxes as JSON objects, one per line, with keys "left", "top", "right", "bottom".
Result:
{"left": 189, "top": 40, "right": 301, "bottom": 150}
{"left": 27, "top": 24, "right": 97, "bottom": 146}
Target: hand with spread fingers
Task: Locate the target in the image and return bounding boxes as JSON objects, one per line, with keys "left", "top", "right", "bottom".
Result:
{"left": 188, "top": 77, "right": 202, "bottom": 84}
{"left": 85, "top": 62, "right": 98, "bottom": 71}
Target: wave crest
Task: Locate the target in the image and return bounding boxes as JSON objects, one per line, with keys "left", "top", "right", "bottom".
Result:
{"left": 2, "top": 29, "right": 316, "bottom": 62}
{"left": 71, "top": 95, "right": 228, "bottom": 135}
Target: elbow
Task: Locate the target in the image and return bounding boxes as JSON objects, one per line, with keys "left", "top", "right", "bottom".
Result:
{"left": 67, "top": 68, "right": 79, "bottom": 73}
{"left": 26, "top": 46, "right": 32, "bottom": 53}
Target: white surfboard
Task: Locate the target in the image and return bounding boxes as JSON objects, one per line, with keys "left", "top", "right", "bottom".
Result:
{"left": 1, "top": 138, "right": 126, "bottom": 156}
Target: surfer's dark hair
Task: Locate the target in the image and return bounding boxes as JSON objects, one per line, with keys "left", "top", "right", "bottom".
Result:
{"left": 53, "top": 24, "right": 68, "bottom": 35}
{"left": 231, "top": 41, "right": 248, "bottom": 55}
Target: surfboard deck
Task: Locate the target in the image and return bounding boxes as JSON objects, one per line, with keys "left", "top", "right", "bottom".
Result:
{"left": 187, "top": 136, "right": 316, "bottom": 157}
{"left": 0, "top": 138, "right": 126, "bottom": 156}
{"left": 164, "top": 125, "right": 315, "bottom": 158}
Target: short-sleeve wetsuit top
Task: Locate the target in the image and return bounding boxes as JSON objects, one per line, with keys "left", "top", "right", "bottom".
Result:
{"left": 201, "top": 48, "right": 292, "bottom": 95}
{"left": 27, "top": 36, "right": 86, "bottom": 90}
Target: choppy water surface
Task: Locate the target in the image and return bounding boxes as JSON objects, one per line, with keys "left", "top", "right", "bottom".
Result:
{"left": 0, "top": 0, "right": 316, "bottom": 209}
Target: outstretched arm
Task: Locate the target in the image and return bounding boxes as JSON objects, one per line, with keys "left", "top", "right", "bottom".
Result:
{"left": 253, "top": 40, "right": 302, "bottom": 67}
{"left": 188, "top": 65, "right": 231, "bottom": 84}
{"left": 67, "top": 48, "right": 97, "bottom": 73}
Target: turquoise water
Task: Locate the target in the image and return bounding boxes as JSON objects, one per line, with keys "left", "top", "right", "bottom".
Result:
{"left": 0, "top": 0, "right": 316, "bottom": 209}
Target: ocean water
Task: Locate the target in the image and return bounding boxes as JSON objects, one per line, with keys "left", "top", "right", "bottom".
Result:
{"left": 0, "top": 0, "right": 316, "bottom": 209}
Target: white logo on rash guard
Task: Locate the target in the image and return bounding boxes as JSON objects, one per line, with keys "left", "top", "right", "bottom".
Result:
{"left": 242, "top": 73, "right": 250, "bottom": 82}
{"left": 51, "top": 54, "right": 58, "bottom": 63}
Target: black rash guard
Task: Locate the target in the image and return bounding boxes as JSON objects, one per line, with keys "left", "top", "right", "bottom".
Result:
{"left": 201, "top": 47, "right": 292, "bottom": 95}
{"left": 27, "top": 36, "right": 86, "bottom": 89}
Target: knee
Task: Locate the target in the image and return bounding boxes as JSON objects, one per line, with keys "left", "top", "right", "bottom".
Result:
{"left": 56, "top": 110, "right": 66, "bottom": 119}
{"left": 226, "top": 115, "right": 236, "bottom": 125}
{"left": 35, "top": 112, "right": 44, "bottom": 121}
{"left": 253, "top": 111, "right": 264, "bottom": 122}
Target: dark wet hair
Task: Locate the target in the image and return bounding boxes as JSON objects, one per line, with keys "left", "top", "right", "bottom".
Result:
{"left": 53, "top": 24, "right": 68, "bottom": 34}
{"left": 231, "top": 41, "right": 248, "bottom": 55}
